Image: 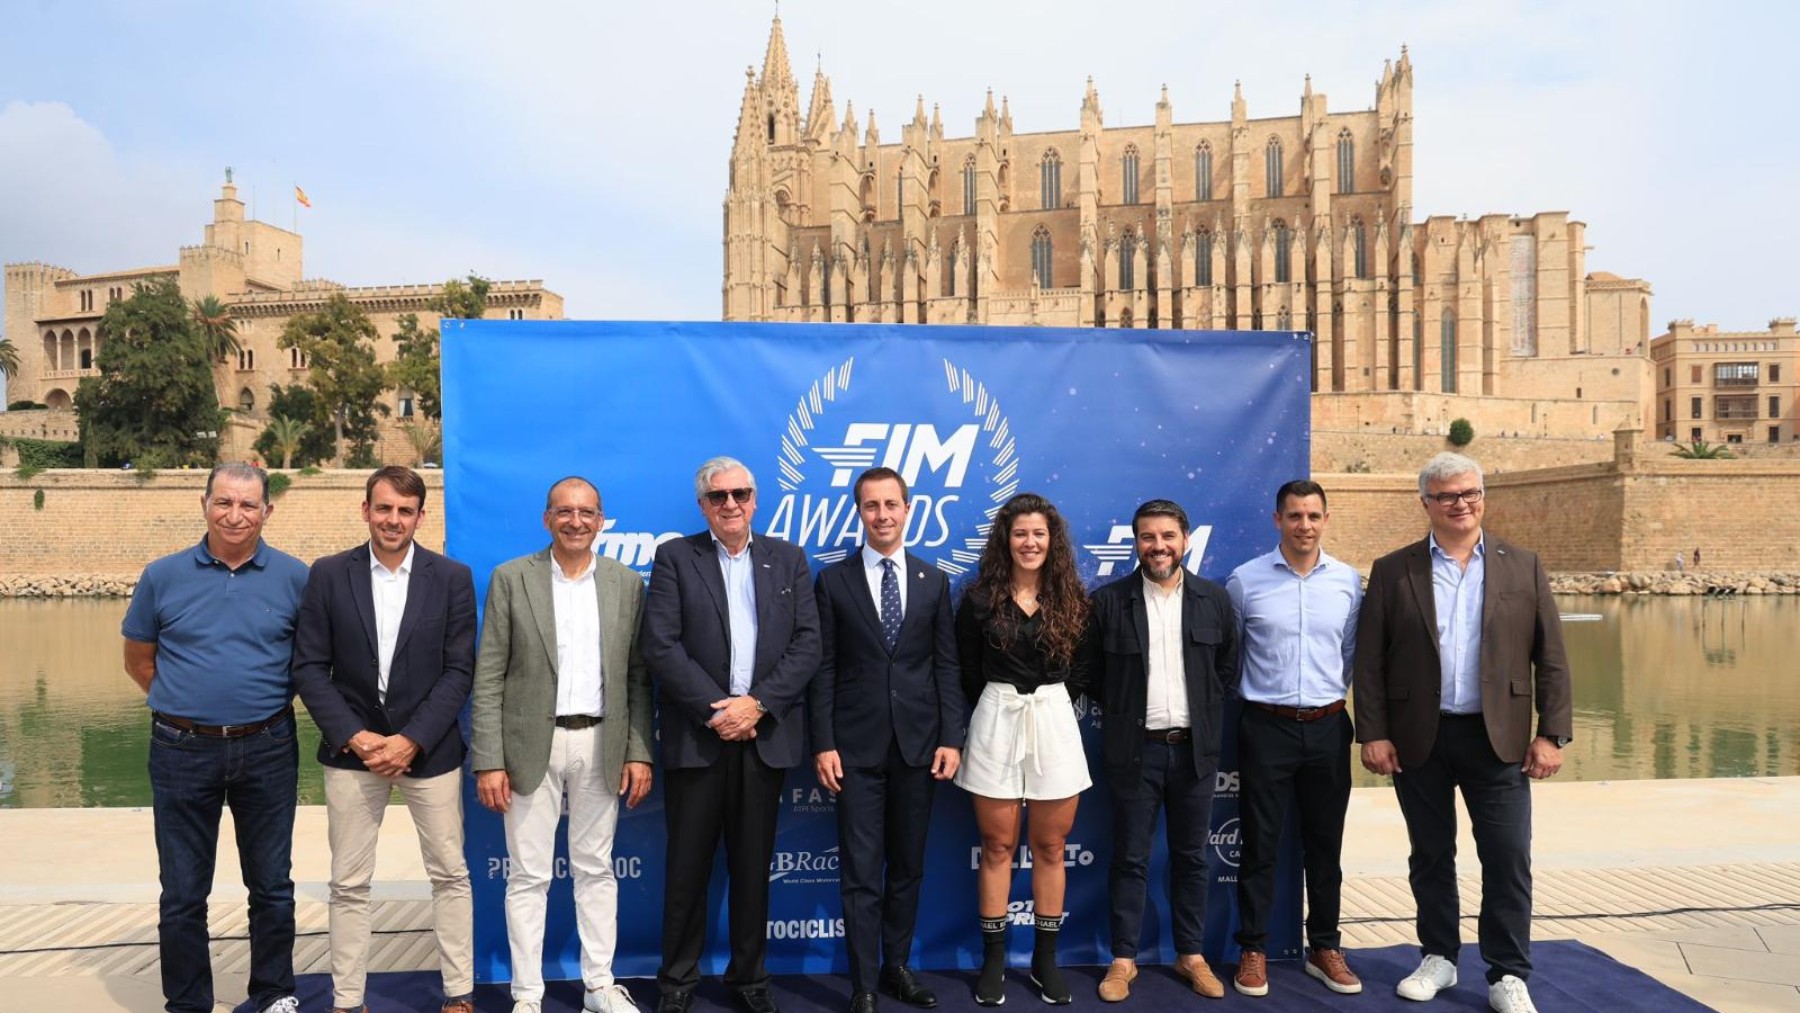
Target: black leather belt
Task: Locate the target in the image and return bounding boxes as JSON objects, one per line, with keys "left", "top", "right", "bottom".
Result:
{"left": 555, "top": 714, "right": 603, "bottom": 730}
{"left": 1145, "top": 727, "right": 1190, "bottom": 743}
{"left": 153, "top": 707, "right": 291, "bottom": 739}
{"left": 1250, "top": 700, "right": 1346, "bottom": 722}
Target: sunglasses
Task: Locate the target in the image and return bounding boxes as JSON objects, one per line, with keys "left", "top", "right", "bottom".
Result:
{"left": 703, "top": 487, "right": 755, "bottom": 506}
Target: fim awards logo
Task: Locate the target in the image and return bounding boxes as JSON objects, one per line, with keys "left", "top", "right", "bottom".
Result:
{"left": 1083, "top": 524, "right": 1215, "bottom": 578}
{"left": 763, "top": 357, "right": 1019, "bottom": 576}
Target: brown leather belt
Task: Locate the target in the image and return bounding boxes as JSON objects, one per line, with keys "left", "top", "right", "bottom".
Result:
{"left": 555, "top": 714, "right": 603, "bottom": 730}
{"left": 153, "top": 707, "right": 291, "bottom": 739}
{"left": 1250, "top": 699, "right": 1346, "bottom": 723}
{"left": 1145, "top": 727, "right": 1190, "bottom": 743}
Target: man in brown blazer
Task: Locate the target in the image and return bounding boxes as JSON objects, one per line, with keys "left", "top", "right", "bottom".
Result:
{"left": 1354, "top": 452, "right": 1572, "bottom": 1013}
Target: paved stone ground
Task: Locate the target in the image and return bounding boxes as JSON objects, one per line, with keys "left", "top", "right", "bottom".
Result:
{"left": 3, "top": 777, "right": 1796, "bottom": 1012}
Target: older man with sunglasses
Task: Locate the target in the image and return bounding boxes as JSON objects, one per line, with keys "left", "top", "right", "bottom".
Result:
{"left": 642, "top": 456, "right": 821, "bottom": 1013}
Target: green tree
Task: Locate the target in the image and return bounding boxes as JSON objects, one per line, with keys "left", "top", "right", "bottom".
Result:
{"left": 74, "top": 277, "right": 223, "bottom": 468}
{"left": 278, "top": 294, "right": 390, "bottom": 465}
{"left": 1672, "top": 439, "right": 1733, "bottom": 460}
{"left": 0, "top": 336, "right": 21, "bottom": 380}
{"left": 386, "top": 274, "right": 490, "bottom": 422}
{"left": 252, "top": 384, "right": 336, "bottom": 468}
{"left": 190, "top": 295, "right": 242, "bottom": 363}
{"left": 399, "top": 421, "right": 442, "bottom": 467}
{"left": 262, "top": 415, "right": 312, "bottom": 469}
{"left": 1447, "top": 417, "right": 1475, "bottom": 447}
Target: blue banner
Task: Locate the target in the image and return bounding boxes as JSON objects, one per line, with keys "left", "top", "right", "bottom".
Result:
{"left": 442, "top": 320, "right": 1310, "bottom": 984}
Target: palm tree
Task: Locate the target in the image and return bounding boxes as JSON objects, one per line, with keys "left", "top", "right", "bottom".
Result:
{"left": 191, "top": 296, "right": 242, "bottom": 364}
{"left": 266, "top": 414, "right": 311, "bottom": 469}
{"left": 1672, "top": 439, "right": 1733, "bottom": 460}
{"left": 400, "top": 421, "right": 442, "bottom": 468}
{"left": 0, "top": 336, "right": 20, "bottom": 381}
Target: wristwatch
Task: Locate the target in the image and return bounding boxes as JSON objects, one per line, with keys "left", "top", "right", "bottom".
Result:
{"left": 752, "top": 696, "right": 768, "bottom": 715}
{"left": 1549, "top": 735, "right": 1571, "bottom": 748}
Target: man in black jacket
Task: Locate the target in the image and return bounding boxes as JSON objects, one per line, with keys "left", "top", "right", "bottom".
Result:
{"left": 1087, "top": 499, "right": 1238, "bottom": 1002}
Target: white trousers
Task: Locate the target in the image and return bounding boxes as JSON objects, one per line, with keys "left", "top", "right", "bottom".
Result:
{"left": 955, "top": 682, "right": 1092, "bottom": 800}
{"left": 503, "top": 724, "right": 621, "bottom": 1000}
{"left": 323, "top": 766, "right": 473, "bottom": 1007}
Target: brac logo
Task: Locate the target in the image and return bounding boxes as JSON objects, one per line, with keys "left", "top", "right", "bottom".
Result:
{"left": 1082, "top": 524, "right": 1215, "bottom": 578}
{"left": 763, "top": 357, "right": 1019, "bottom": 577}
{"left": 768, "top": 846, "right": 842, "bottom": 884}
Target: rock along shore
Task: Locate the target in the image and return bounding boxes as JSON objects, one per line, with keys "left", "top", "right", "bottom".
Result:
{"left": 6, "top": 571, "right": 1800, "bottom": 599}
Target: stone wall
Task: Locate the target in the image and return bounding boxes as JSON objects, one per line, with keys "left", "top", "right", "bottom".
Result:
{"left": 1312, "top": 429, "right": 1613, "bottom": 475}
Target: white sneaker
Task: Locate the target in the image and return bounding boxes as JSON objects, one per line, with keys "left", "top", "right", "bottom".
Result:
{"left": 586, "top": 983, "right": 642, "bottom": 1013}
{"left": 513, "top": 1001, "right": 543, "bottom": 1013}
{"left": 261, "top": 999, "right": 301, "bottom": 1013}
{"left": 1488, "top": 975, "right": 1539, "bottom": 1013}
{"left": 1395, "top": 954, "right": 1458, "bottom": 1001}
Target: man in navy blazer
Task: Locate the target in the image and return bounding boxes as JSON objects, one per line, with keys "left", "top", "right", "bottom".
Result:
{"left": 811, "top": 467, "right": 966, "bottom": 1013}
{"left": 641, "top": 456, "right": 822, "bottom": 1013}
{"left": 291, "top": 466, "right": 478, "bottom": 1013}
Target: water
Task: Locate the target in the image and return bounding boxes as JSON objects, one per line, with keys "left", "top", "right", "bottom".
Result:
{"left": 1, "top": 596, "right": 1797, "bottom": 807}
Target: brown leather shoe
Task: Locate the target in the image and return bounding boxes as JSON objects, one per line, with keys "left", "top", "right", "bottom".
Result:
{"left": 1305, "top": 948, "right": 1362, "bottom": 994}
{"left": 1233, "top": 950, "right": 1269, "bottom": 997}
{"left": 1175, "top": 954, "right": 1225, "bottom": 999}
{"left": 442, "top": 1000, "right": 477, "bottom": 1013}
{"left": 1097, "top": 959, "right": 1137, "bottom": 1002}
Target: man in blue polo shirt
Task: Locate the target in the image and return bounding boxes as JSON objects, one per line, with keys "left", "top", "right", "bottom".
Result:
{"left": 122, "top": 462, "right": 310, "bottom": 1013}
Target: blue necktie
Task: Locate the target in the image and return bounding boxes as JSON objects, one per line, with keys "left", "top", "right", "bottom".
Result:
{"left": 879, "top": 558, "right": 902, "bottom": 652}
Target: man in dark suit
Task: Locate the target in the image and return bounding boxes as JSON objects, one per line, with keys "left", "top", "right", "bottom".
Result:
{"left": 811, "top": 467, "right": 966, "bottom": 1013}
{"left": 292, "top": 465, "right": 478, "bottom": 1013}
{"left": 1355, "top": 452, "right": 1572, "bottom": 1013}
{"left": 1088, "top": 499, "right": 1238, "bottom": 1002}
{"left": 642, "top": 456, "right": 822, "bottom": 1013}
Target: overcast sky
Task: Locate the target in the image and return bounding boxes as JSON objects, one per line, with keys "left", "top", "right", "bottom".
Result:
{"left": 3, "top": 0, "right": 1794, "bottom": 367}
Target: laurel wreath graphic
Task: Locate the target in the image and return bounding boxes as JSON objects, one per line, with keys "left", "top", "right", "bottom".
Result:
{"left": 775, "top": 355, "right": 1020, "bottom": 575}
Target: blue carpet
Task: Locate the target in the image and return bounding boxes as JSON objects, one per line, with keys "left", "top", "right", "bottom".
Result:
{"left": 251, "top": 942, "right": 1715, "bottom": 1012}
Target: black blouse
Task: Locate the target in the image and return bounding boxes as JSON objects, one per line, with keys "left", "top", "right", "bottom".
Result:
{"left": 954, "top": 590, "right": 1089, "bottom": 704}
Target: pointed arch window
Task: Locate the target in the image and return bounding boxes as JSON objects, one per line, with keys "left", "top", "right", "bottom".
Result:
{"left": 1040, "top": 149, "right": 1062, "bottom": 210}
{"left": 1121, "top": 145, "right": 1141, "bottom": 205}
{"left": 1031, "top": 226, "right": 1054, "bottom": 288}
{"left": 1441, "top": 309, "right": 1459, "bottom": 392}
{"left": 1353, "top": 218, "right": 1369, "bottom": 280}
{"left": 963, "top": 155, "right": 978, "bottom": 215}
{"left": 1195, "top": 142, "right": 1213, "bottom": 201}
{"left": 1265, "top": 137, "right": 1284, "bottom": 197}
{"left": 1336, "top": 129, "right": 1354, "bottom": 193}
{"left": 1197, "top": 230, "right": 1214, "bottom": 286}
{"left": 1120, "top": 230, "right": 1137, "bottom": 289}
{"left": 1272, "top": 219, "right": 1292, "bottom": 284}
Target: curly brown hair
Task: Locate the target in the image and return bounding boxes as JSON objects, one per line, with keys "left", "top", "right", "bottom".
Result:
{"left": 967, "top": 492, "right": 1090, "bottom": 667}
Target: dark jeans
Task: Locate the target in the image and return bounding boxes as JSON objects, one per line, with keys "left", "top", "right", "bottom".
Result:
{"left": 1106, "top": 738, "right": 1217, "bottom": 957}
{"left": 1394, "top": 713, "right": 1534, "bottom": 984}
{"left": 1233, "top": 706, "right": 1353, "bottom": 952}
{"left": 149, "top": 711, "right": 299, "bottom": 1013}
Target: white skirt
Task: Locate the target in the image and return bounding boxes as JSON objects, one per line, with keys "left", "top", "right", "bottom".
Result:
{"left": 954, "top": 682, "right": 1092, "bottom": 801}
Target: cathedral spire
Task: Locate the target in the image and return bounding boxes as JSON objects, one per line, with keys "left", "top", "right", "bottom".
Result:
{"left": 761, "top": 12, "right": 796, "bottom": 92}
{"left": 805, "top": 64, "right": 835, "bottom": 140}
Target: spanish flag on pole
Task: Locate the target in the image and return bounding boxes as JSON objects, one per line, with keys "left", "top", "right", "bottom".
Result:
{"left": 294, "top": 185, "right": 312, "bottom": 208}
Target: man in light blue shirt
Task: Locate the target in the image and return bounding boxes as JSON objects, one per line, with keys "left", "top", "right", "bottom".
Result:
{"left": 1225, "top": 480, "right": 1363, "bottom": 998}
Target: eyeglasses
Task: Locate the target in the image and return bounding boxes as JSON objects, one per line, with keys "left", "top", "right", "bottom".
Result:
{"left": 1425, "top": 489, "right": 1484, "bottom": 507}
{"left": 703, "top": 487, "right": 755, "bottom": 506}
{"left": 549, "top": 507, "right": 600, "bottom": 521}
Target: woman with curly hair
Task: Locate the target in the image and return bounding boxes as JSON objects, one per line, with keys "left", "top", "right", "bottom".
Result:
{"left": 954, "top": 492, "right": 1092, "bottom": 1006}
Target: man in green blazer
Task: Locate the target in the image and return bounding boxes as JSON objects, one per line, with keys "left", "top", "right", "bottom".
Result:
{"left": 471, "top": 476, "right": 656, "bottom": 1013}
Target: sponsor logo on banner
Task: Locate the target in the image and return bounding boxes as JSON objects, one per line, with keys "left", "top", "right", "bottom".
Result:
{"left": 786, "top": 785, "right": 836, "bottom": 814}
{"left": 762, "top": 357, "right": 1019, "bottom": 577}
{"left": 969, "top": 843, "right": 1097, "bottom": 871}
{"left": 1004, "top": 899, "right": 1040, "bottom": 927}
{"left": 769, "top": 846, "right": 841, "bottom": 885}
{"left": 1082, "top": 524, "right": 1215, "bottom": 578}
{"left": 1214, "top": 769, "right": 1240, "bottom": 800}
{"left": 485, "top": 854, "right": 645, "bottom": 881}
{"left": 1070, "top": 694, "right": 1103, "bottom": 730}
{"left": 594, "top": 518, "right": 684, "bottom": 574}
{"left": 1209, "top": 816, "right": 1242, "bottom": 871}
{"left": 767, "top": 918, "right": 847, "bottom": 940}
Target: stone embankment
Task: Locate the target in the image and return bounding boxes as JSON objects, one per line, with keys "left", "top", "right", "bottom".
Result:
{"left": 1550, "top": 571, "right": 1800, "bottom": 596}
{"left": 0, "top": 575, "right": 138, "bottom": 598}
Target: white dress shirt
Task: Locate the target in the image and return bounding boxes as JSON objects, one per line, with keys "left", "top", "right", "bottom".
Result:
{"left": 861, "top": 543, "right": 908, "bottom": 616}
{"left": 1142, "top": 574, "right": 1191, "bottom": 731}
{"left": 716, "top": 535, "right": 759, "bottom": 697}
{"left": 369, "top": 541, "right": 415, "bottom": 705}
{"left": 550, "top": 550, "right": 605, "bottom": 717}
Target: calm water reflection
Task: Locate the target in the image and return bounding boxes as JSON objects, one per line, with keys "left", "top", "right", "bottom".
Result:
{"left": 1, "top": 596, "right": 1796, "bottom": 807}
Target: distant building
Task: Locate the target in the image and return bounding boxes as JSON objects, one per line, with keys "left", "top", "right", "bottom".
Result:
{"left": 3, "top": 177, "right": 562, "bottom": 459}
{"left": 1651, "top": 319, "right": 1798, "bottom": 446}
{"left": 721, "top": 15, "right": 1654, "bottom": 439}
